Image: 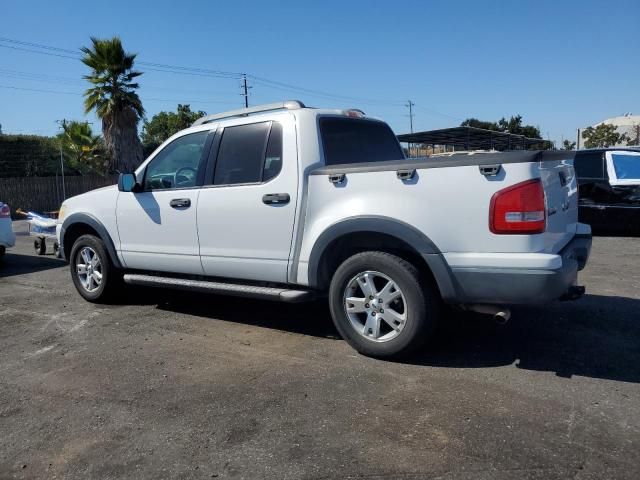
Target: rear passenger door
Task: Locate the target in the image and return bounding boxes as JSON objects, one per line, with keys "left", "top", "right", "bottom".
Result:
{"left": 197, "top": 116, "right": 298, "bottom": 283}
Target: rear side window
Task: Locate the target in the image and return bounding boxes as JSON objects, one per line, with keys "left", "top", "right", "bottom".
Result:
{"left": 213, "top": 122, "right": 283, "bottom": 185}
{"left": 574, "top": 152, "right": 605, "bottom": 179}
{"left": 320, "top": 118, "right": 404, "bottom": 165}
{"left": 263, "top": 122, "right": 283, "bottom": 182}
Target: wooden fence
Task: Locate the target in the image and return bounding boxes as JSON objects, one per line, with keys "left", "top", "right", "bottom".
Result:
{"left": 0, "top": 175, "right": 118, "bottom": 216}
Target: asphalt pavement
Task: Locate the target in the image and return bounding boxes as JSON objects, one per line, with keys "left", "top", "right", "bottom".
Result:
{"left": 1, "top": 222, "right": 639, "bottom": 479}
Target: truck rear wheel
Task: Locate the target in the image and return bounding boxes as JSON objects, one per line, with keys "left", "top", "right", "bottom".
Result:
{"left": 69, "top": 234, "right": 121, "bottom": 303}
{"left": 329, "top": 251, "right": 439, "bottom": 358}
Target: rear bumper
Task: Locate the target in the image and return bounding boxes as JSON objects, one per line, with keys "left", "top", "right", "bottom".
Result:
{"left": 444, "top": 230, "right": 592, "bottom": 306}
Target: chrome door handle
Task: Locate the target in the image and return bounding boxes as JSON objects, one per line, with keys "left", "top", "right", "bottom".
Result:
{"left": 170, "top": 198, "right": 191, "bottom": 208}
{"left": 262, "top": 193, "right": 290, "bottom": 205}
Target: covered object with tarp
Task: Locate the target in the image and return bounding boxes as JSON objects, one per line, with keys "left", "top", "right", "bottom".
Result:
{"left": 398, "top": 126, "right": 552, "bottom": 152}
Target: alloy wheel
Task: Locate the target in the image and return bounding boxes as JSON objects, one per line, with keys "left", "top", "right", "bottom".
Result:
{"left": 76, "top": 246, "right": 103, "bottom": 292}
{"left": 343, "top": 270, "right": 407, "bottom": 342}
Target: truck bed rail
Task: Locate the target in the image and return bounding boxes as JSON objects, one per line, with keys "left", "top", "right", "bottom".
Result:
{"left": 310, "top": 150, "right": 575, "bottom": 176}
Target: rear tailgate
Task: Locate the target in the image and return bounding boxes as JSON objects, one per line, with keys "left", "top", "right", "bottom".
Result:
{"left": 538, "top": 157, "right": 579, "bottom": 253}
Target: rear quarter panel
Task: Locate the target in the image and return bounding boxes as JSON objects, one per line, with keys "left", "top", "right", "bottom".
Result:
{"left": 297, "top": 160, "right": 577, "bottom": 284}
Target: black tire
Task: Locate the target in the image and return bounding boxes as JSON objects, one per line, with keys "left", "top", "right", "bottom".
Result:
{"left": 0, "top": 245, "right": 5, "bottom": 264}
{"left": 34, "top": 238, "right": 46, "bottom": 255}
{"left": 329, "top": 251, "right": 440, "bottom": 359}
{"left": 69, "top": 234, "right": 121, "bottom": 303}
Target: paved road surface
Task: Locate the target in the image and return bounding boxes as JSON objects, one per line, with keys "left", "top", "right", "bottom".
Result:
{"left": 1, "top": 223, "right": 639, "bottom": 479}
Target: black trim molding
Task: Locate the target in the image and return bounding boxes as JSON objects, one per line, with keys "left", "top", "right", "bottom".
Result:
{"left": 60, "top": 213, "right": 121, "bottom": 268}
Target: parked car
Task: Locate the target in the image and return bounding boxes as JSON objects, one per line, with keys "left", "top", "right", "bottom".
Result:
{"left": 573, "top": 148, "right": 640, "bottom": 235}
{"left": 0, "top": 202, "right": 16, "bottom": 262}
{"left": 56, "top": 101, "right": 592, "bottom": 358}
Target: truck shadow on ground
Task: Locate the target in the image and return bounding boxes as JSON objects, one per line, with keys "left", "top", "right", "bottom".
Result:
{"left": 153, "top": 291, "right": 342, "bottom": 340}
{"left": 407, "top": 294, "right": 640, "bottom": 384}
{"left": 0, "top": 252, "right": 64, "bottom": 278}
{"left": 155, "top": 291, "right": 640, "bottom": 384}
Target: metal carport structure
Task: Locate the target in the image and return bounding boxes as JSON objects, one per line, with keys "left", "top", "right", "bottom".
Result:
{"left": 397, "top": 126, "right": 552, "bottom": 152}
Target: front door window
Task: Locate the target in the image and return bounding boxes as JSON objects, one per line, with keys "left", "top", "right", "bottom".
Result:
{"left": 144, "top": 131, "right": 209, "bottom": 190}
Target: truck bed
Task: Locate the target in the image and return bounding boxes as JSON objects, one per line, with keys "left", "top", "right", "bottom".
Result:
{"left": 298, "top": 149, "right": 579, "bottom": 277}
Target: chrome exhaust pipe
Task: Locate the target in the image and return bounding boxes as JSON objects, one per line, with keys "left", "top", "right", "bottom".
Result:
{"left": 464, "top": 304, "right": 511, "bottom": 324}
{"left": 493, "top": 309, "right": 511, "bottom": 325}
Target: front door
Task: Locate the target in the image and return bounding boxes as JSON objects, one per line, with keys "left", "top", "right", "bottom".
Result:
{"left": 116, "top": 130, "right": 212, "bottom": 275}
{"left": 197, "top": 116, "right": 298, "bottom": 283}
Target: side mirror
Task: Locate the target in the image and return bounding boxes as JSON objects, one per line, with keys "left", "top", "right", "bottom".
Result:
{"left": 118, "top": 173, "right": 141, "bottom": 192}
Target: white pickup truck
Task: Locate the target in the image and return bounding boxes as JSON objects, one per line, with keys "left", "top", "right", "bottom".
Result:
{"left": 57, "top": 100, "right": 592, "bottom": 357}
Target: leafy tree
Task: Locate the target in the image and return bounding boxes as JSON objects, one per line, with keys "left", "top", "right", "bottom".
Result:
{"left": 57, "top": 120, "right": 107, "bottom": 175}
{"left": 0, "top": 134, "right": 59, "bottom": 177}
{"left": 562, "top": 139, "right": 576, "bottom": 150}
{"left": 582, "top": 123, "right": 629, "bottom": 148}
{"left": 461, "top": 115, "right": 541, "bottom": 139}
{"left": 460, "top": 118, "right": 500, "bottom": 131}
{"left": 81, "top": 36, "right": 144, "bottom": 172}
{"left": 141, "top": 104, "right": 206, "bottom": 154}
{"left": 627, "top": 124, "right": 640, "bottom": 147}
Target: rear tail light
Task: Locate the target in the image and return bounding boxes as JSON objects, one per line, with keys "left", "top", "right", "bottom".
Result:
{"left": 490, "top": 179, "right": 546, "bottom": 234}
{"left": 0, "top": 204, "right": 10, "bottom": 218}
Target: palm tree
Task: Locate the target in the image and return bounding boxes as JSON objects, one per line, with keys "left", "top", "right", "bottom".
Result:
{"left": 81, "top": 37, "right": 144, "bottom": 172}
{"left": 57, "top": 120, "right": 107, "bottom": 175}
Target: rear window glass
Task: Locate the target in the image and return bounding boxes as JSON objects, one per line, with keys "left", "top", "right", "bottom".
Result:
{"left": 574, "top": 152, "right": 604, "bottom": 179}
{"left": 320, "top": 117, "right": 404, "bottom": 165}
{"left": 611, "top": 153, "right": 640, "bottom": 180}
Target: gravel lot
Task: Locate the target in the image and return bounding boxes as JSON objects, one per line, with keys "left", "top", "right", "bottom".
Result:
{"left": 1, "top": 221, "right": 639, "bottom": 479}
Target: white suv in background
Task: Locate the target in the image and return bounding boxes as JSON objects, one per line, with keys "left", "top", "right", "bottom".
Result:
{"left": 0, "top": 202, "right": 16, "bottom": 262}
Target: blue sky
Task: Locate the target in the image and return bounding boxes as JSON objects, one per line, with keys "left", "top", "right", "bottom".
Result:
{"left": 1, "top": 0, "right": 638, "bottom": 146}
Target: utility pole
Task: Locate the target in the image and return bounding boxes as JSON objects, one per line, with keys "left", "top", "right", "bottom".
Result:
{"left": 405, "top": 100, "right": 415, "bottom": 157}
{"left": 55, "top": 119, "right": 67, "bottom": 201}
{"left": 576, "top": 128, "right": 581, "bottom": 150}
{"left": 405, "top": 100, "right": 415, "bottom": 133}
{"left": 241, "top": 74, "right": 250, "bottom": 108}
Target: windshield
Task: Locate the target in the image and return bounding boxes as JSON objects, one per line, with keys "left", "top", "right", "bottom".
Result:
{"left": 320, "top": 117, "right": 404, "bottom": 165}
{"left": 611, "top": 153, "right": 640, "bottom": 181}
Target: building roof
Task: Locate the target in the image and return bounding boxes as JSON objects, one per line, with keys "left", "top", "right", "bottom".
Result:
{"left": 397, "top": 126, "right": 552, "bottom": 151}
{"left": 594, "top": 114, "right": 640, "bottom": 128}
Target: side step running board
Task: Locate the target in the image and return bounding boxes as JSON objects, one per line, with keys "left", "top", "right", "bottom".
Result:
{"left": 123, "top": 273, "right": 314, "bottom": 303}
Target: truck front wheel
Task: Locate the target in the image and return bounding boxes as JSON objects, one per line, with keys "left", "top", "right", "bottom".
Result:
{"left": 69, "top": 234, "right": 121, "bottom": 303}
{"left": 329, "top": 251, "right": 440, "bottom": 358}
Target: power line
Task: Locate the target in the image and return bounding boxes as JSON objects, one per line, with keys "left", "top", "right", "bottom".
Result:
{"left": 0, "top": 37, "right": 242, "bottom": 79}
{"left": 0, "top": 35, "right": 462, "bottom": 121}
{"left": 1, "top": 36, "right": 400, "bottom": 105}
{"left": 249, "top": 75, "right": 404, "bottom": 107}
{"left": 0, "top": 84, "right": 243, "bottom": 105}
{"left": 0, "top": 43, "right": 80, "bottom": 60}
{"left": 413, "top": 105, "right": 463, "bottom": 122}
{"left": 0, "top": 67, "right": 241, "bottom": 98}
{"left": 0, "top": 84, "right": 81, "bottom": 96}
